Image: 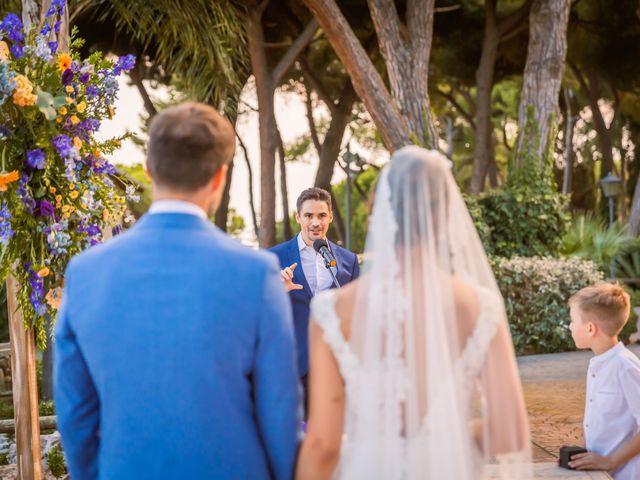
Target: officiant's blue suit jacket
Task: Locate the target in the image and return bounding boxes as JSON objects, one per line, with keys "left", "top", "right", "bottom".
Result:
{"left": 270, "top": 237, "right": 359, "bottom": 377}
{"left": 54, "top": 213, "right": 300, "bottom": 480}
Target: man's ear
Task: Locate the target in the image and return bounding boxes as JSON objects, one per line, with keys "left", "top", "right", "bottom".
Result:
{"left": 211, "top": 164, "right": 228, "bottom": 192}
{"left": 144, "top": 162, "right": 152, "bottom": 180}
{"left": 295, "top": 211, "right": 302, "bottom": 225}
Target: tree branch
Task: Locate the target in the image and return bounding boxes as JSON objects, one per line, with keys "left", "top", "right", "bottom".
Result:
{"left": 497, "top": 0, "right": 534, "bottom": 37}
{"left": 304, "top": 83, "right": 323, "bottom": 155}
{"left": 129, "top": 62, "right": 157, "bottom": 118}
{"left": 436, "top": 88, "right": 475, "bottom": 129}
{"left": 272, "top": 18, "right": 319, "bottom": 87}
{"left": 300, "top": 58, "right": 337, "bottom": 114}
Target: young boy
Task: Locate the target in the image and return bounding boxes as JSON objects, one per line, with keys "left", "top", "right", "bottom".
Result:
{"left": 568, "top": 282, "right": 640, "bottom": 479}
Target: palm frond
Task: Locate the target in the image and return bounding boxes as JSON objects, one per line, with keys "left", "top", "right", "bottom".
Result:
{"left": 98, "top": 0, "right": 248, "bottom": 113}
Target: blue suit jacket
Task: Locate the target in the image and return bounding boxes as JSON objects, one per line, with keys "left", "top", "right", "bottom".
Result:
{"left": 54, "top": 213, "right": 300, "bottom": 480}
{"left": 270, "top": 236, "right": 359, "bottom": 377}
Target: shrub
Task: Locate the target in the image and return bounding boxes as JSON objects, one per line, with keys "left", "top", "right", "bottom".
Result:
{"left": 46, "top": 444, "right": 67, "bottom": 478}
{"left": 493, "top": 255, "right": 603, "bottom": 354}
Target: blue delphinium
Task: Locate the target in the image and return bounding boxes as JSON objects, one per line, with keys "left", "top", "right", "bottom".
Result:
{"left": 45, "top": 221, "right": 71, "bottom": 256}
{"left": 0, "top": 202, "right": 13, "bottom": 248}
{"left": 0, "top": 62, "right": 15, "bottom": 106}
{"left": 26, "top": 149, "right": 46, "bottom": 170}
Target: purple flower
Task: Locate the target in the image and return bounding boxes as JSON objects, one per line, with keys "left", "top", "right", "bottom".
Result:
{"left": 54, "top": 20, "right": 61, "bottom": 34}
{"left": 70, "top": 60, "right": 81, "bottom": 73}
{"left": 35, "top": 200, "right": 55, "bottom": 217}
{"left": 40, "top": 23, "right": 52, "bottom": 36}
{"left": 85, "top": 85, "right": 98, "bottom": 97}
{"left": 0, "top": 202, "right": 13, "bottom": 247}
{"left": 52, "top": 135, "right": 75, "bottom": 158}
{"left": 0, "top": 14, "right": 24, "bottom": 43}
{"left": 26, "top": 149, "right": 46, "bottom": 170}
{"left": 61, "top": 68, "right": 73, "bottom": 85}
{"left": 17, "top": 173, "right": 35, "bottom": 213}
{"left": 79, "top": 72, "right": 90, "bottom": 84}
{"left": 48, "top": 41, "right": 58, "bottom": 54}
{"left": 9, "top": 44, "right": 23, "bottom": 59}
{"left": 113, "top": 54, "right": 136, "bottom": 75}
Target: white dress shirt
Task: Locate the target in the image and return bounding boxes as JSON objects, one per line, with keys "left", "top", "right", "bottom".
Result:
{"left": 584, "top": 342, "right": 640, "bottom": 480}
{"left": 148, "top": 200, "right": 207, "bottom": 219}
{"left": 297, "top": 233, "right": 337, "bottom": 296}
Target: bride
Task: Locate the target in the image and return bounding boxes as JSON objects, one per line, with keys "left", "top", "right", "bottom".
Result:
{"left": 295, "top": 146, "right": 531, "bottom": 479}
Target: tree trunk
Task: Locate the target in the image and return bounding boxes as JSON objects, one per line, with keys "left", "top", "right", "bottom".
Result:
{"left": 562, "top": 87, "right": 576, "bottom": 195}
{"left": 586, "top": 70, "right": 615, "bottom": 177}
{"left": 470, "top": 0, "right": 499, "bottom": 194}
{"left": 515, "top": 0, "right": 571, "bottom": 166}
{"left": 304, "top": 0, "right": 412, "bottom": 151}
{"left": 629, "top": 174, "right": 640, "bottom": 237}
{"left": 314, "top": 84, "right": 356, "bottom": 192}
{"left": 214, "top": 161, "right": 234, "bottom": 230}
{"left": 236, "top": 134, "right": 259, "bottom": 240}
{"left": 276, "top": 128, "right": 292, "bottom": 242}
{"left": 246, "top": 7, "right": 277, "bottom": 247}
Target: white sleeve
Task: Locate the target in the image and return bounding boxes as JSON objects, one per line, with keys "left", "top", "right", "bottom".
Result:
{"left": 619, "top": 361, "right": 640, "bottom": 426}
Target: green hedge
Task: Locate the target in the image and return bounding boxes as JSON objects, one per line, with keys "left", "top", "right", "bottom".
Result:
{"left": 493, "top": 255, "right": 604, "bottom": 354}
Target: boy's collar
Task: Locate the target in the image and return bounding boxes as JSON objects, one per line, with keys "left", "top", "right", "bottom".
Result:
{"left": 590, "top": 341, "right": 624, "bottom": 366}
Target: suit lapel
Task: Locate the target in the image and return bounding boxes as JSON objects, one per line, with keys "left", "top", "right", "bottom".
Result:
{"left": 329, "top": 241, "right": 350, "bottom": 288}
{"left": 288, "top": 237, "right": 312, "bottom": 297}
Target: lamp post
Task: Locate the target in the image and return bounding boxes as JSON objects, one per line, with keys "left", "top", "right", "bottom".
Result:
{"left": 600, "top": 172, "right": 624, "bottom": 278}
{"left": 341, "top": 149, "right": 363, "bottom": 251}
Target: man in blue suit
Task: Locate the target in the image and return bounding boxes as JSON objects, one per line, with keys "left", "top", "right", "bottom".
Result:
{"left": 271, "top": 188, "right": 359, "bottom": 408}
{"left": 54, "top": 102, "right": 300, "bottom": 480}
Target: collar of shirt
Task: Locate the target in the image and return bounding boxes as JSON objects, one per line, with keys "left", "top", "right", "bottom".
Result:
{"left": 590, "top": 341, "right": 624, "bottom": 369}
{"left": 297, "top": 233, "right": 333, "bottom": 253}
{"left": 148, "top": 200, "right": 207, "bottom": 220}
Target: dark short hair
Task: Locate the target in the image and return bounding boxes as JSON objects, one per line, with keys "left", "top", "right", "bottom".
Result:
{"left": 147, "top": 102, "right": 235, "bottom": 192}
{"left": 296, "top": 187, "right": 332, "bottom": 214}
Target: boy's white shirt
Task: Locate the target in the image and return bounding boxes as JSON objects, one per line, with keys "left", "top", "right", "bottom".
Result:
{"left": 584, "top": 342, "right": 640, "bottom": 480}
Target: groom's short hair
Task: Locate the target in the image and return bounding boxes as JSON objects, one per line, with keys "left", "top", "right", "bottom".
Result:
{"left": 296, "top": 187, "right": 332, "bottom": 214}
{"left": 147, "top": 102, "right": 235, "bottom": 192}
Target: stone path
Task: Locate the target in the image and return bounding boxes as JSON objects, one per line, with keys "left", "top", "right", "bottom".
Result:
{"left": 518, "top": 344, "right": 640, "bottom": 463}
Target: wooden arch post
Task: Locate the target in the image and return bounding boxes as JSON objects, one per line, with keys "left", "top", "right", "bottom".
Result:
{"left": 7, "top": 2, "right": 69, "bottom": 479}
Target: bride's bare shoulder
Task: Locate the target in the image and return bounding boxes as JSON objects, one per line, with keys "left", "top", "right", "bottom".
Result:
{"left": 451, "top": 277, "right": 482, "bottom": 333}
{"left": 333, "top": 277, "right": 364, "bottom": 339}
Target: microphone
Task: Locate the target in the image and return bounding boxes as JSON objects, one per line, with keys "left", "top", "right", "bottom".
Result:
{"left": 313, "top": 239, "right": 336, "bottom": 268}
{"left": 313, "top": 239, "right": 341, "bottom": 288}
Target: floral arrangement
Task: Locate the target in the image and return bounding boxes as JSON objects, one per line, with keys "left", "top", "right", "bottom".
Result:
{"left": 0, "top": 1, "right": 138, "bottom": 346}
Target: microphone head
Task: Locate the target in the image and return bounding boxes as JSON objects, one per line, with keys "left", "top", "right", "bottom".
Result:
{"left": 313, "top": 239, "right": 328, "bottom": 253}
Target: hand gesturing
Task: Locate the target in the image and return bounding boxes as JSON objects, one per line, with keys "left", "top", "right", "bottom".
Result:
{"left": 281, "top": 262, "right": 303, "bottom": 292}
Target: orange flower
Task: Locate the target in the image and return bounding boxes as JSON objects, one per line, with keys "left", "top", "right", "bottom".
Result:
{"left": 76, "top": 101, "right": 86, "bottom": 113}
{"left": 57, "top": 53, "right": 72, "bottom": 72}
{"left": 73, "top": 136, "right": 82, "bottom": 149}
{"left": 70, "top": 190, "right": 79, "bottom": 200}
{"left": 0, "top": 171, "right": 19, "bottom": 191}
{"left": 12, "top": 75, "right": 36, "bottom": 107}
{"left": 37, "top": 267, "right": 50, "bottom": 278}
{"left": 69, "top": 115, "right": 80, "bottom": 125}
{"left": 46, "top": 288, "right": 62, "bottom": 310}
{"left": 0, "top": 41, "right": 9, "bottom": 61}
{"left": 108, "top": 105, "right": 115, "bottom": 119}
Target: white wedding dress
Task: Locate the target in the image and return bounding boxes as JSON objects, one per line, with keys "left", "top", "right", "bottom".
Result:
{"left": 309, "top": 147, "right": 531, "bottom": 479}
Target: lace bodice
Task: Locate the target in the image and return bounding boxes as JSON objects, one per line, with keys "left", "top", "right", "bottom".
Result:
{"left": 310, "top": 286, "right": 503, "bottom": 395}
{"left": 309, "top": 286, "right": 505, "bottom": 479}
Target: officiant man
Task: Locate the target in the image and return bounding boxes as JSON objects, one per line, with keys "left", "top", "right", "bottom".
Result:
{"left": 271, "top": 187, "right": 359, "bottom": 406}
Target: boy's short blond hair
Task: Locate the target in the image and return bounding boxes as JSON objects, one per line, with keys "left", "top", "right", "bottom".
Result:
{"left": 569, "top": 282, "right": 631, "bottom": 336}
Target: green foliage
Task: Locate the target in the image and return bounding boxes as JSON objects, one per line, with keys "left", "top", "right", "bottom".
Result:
{"left": 225, "top": 208, "right": 245, "bottom": 238}
{"left": 0, "top": 400, "right": 13, "bottom": 420}
{"left": 39, "top": 399, "right": 55, "bottom": 416}
{"left": 463, "top": 194, "right": 492, "bottom": 251}
{"left": 331, "top": 167, "right": 380, "bottom": 253}
{"left": 46, "top": 444, "right": 67, "bottom": 478}
{"left": 0, "top": 452, "right": 8, "bottom": 466}
{"left": 101, "top": 0, "right": 247, "bottom": 112}
{"left": 118, "top": 163, "right": 152, "bottom": 218}
{"left": 562, "top": 215, "right": 631, "bottom": 270}
{"left": 473, "top": 166, "right": 570, "bottom": 257}
{"left": 493, "top": 256, "right": 604, "bottom": 354}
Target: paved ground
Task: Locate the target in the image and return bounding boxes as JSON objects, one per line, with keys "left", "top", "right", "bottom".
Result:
{"left": 518, "top": 343, "right": 640, "bottom": 463}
